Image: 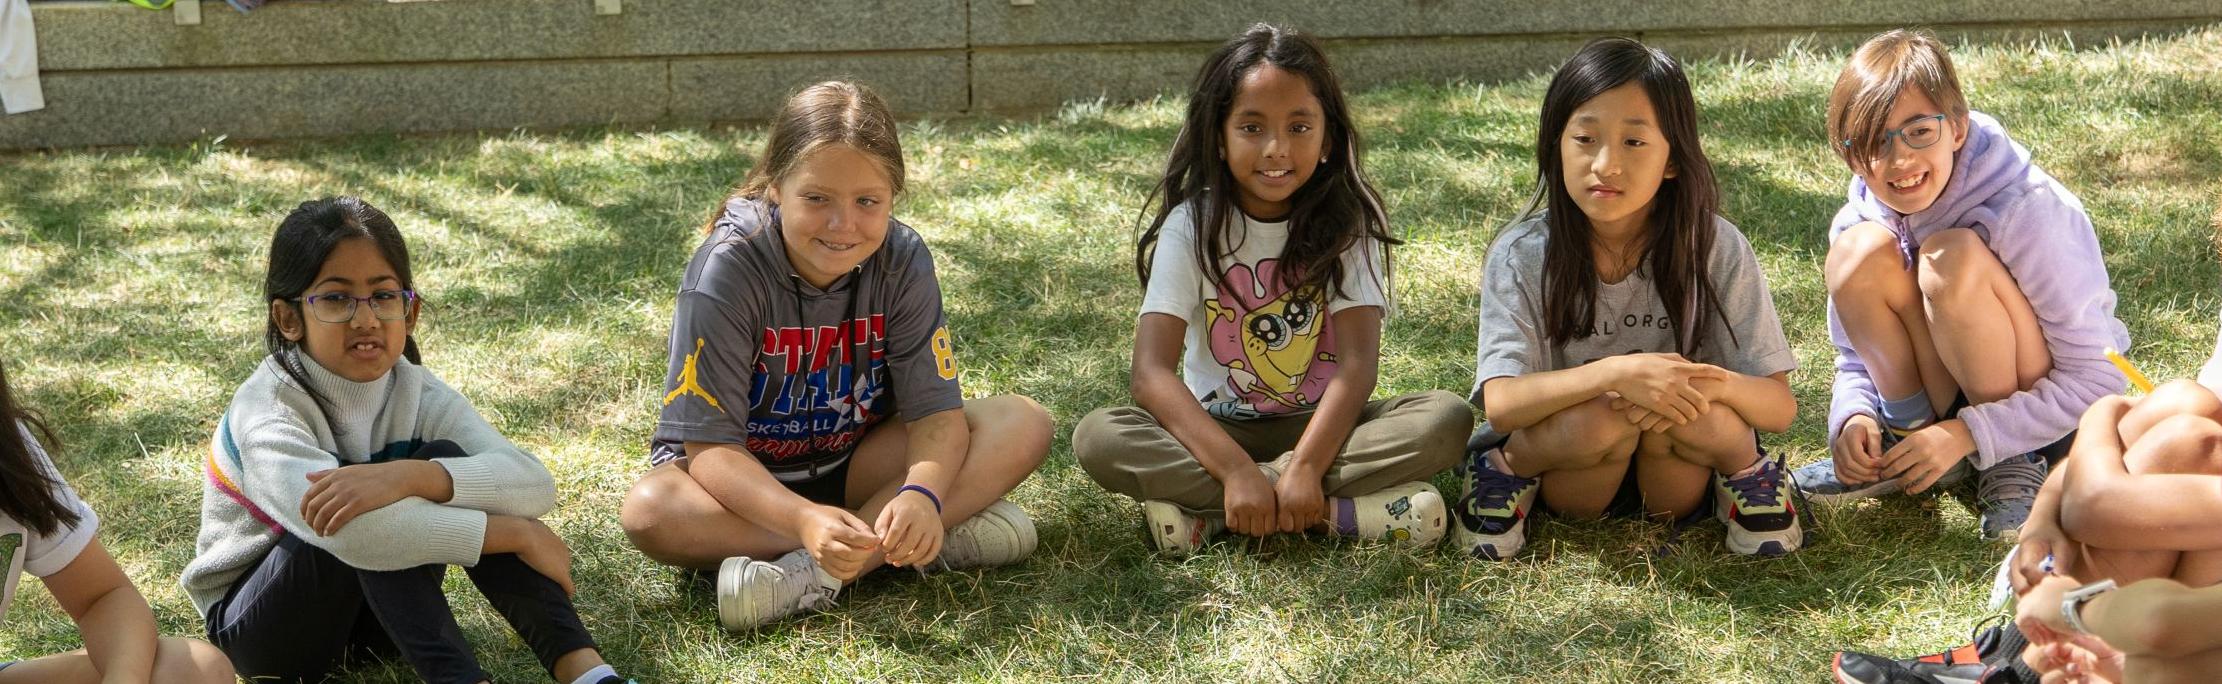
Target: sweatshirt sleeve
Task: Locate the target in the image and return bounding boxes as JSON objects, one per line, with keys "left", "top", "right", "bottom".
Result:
{"left": 415, "top": 376, "right": 558, "bottom": 518}
{"left": 1955, "top": 189, "right": 2128, "bottom": 467}
{"left": 234, "top": 413, "right": 486, "bottom": 571}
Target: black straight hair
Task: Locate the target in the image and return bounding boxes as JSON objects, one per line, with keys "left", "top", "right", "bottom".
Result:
{"left": 1525, "top": 37, "right": 1732, "bottom": 356}
{"left": 0, "top": 360, "right": 80, "bottom": 537}
{"left": 263, "top": 197, "right": 423, "bottom": 423}
{"left": 1135, "top": 23, "right": 1399, "bottom": 303}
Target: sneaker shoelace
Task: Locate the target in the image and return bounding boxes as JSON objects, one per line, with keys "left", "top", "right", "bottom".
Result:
{"left": 1724, "top": 460, "right": 1784, "bottom": 509}
{"left": 1462, "top": 456, "right": 1532, "bottom": 519}
{"left": 1457, "top": 457, "right": 1528, "bottom": 530}
{"left": 1978, "top": 457, "right": 2046, "bottom": 507}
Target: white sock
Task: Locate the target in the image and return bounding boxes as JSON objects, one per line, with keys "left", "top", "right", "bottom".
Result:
{"left": 569, "top": 664, "right": 618, "bottom": 684}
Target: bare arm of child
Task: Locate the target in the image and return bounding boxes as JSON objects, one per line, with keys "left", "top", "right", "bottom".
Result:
{"left": 1484, "top": 353, "right": 1724, "bottom": 434}
{"left": 2084, "top": 578, "right": 2222, "bottom": 659}
{"left": 1607, "top": 370, "right": 1791, "bottom": 436}
{"left": 39, "top": 537, "right": 158, "bottom": 683}
{"left": 2013, "top": 469, "right": 2076, "bottom": 593}
{"left": 682, "top": 441, "right": 879, "bottom": 580}
{"left": 480, "top": 515, "right": 575, "bottom": 596}
{"left": 2021, "top": 574, "right": 2222, "bottom": 669}
{"left": 1131, "top": 312, "right": 1277, "bottom": 537}
{"left": 879, "top": 408, "right": 965, "bottom": 568}
{"left": 1277, "top": 305, "right": 1382, "bottom": 532}
{"left": 1661, "top": 370, "right": 1796, "bottom": 434}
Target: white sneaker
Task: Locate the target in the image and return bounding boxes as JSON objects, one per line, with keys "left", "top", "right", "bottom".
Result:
{"left": 716, "top": 550, "right": 840, "bottom": 631}
{"left": 933, "top": 499, "right": 1038, "bottom": 571}
{"left": 1334, "top": 481, "right": 1448, "bottom": 547}
{"left": 1142, "top": 500, "right": 1222, "bottom": 557}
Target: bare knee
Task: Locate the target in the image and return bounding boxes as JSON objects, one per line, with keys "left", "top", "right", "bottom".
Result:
{"left": 2124, "top": 414, "right": 2222, "bottom": 476}
{"left": 1915, "top": 228, "right": 1998, "bottom": 304}
{"left": 620, "top": 467, "right": 700, "bottom": 559}
{"left": 2124, "top": 380, "right": 2222, "bottom": 444}
{"left": 1826, "top": 222, "right": 1912, "bottom": 298}
{"left": 969, "top": 394, "right": 1053, "bottom": 471}
{"left": 1663, "top": 405, "right": 1755, "bottom": 465}
{"left": 1528, "top": 396, "right": 1640, "bottom": 469}
{"left": 152, "top": 637, "right": 235, "bottom": 684}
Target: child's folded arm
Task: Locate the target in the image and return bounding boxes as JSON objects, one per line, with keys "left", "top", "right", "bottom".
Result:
{"left": 236, "top": 415, "right": 488, "bottom": 570}
{"left": 413, "top": 375, "right": 558, "bottom": 518}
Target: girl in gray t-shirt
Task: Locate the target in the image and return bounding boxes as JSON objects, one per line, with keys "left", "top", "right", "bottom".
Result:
{"left": 1456, "top": 38, "right": 1801, "bottom": 561}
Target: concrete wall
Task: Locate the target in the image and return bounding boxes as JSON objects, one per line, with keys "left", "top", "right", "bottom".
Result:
{"left": 5, "top": 0, "right": 2219, "bottom": 149}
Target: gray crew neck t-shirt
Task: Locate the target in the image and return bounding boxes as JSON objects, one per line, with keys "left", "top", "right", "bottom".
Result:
{"left": 1469, "top": 214, "right": 1796, "bottom": 446}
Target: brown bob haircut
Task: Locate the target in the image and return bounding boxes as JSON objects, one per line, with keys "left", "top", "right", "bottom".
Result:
{"left": 1826, "top": 29, "right": 1970, "bottom": 167}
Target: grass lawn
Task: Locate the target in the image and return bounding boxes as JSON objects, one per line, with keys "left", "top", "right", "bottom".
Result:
{"left": 4, "top": 26, "right": 2221, "bottom": 683}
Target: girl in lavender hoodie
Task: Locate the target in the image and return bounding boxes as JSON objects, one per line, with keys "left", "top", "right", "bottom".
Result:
{"left": 1793, "top": 29, "right": 2129, "bottom": 542}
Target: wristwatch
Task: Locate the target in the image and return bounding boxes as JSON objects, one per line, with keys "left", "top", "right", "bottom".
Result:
{"left": 2061, "top": 579, "right": 2118, "bottom": 635}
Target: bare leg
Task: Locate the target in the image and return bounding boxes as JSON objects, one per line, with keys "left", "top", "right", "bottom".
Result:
{"left": 619, "top": 395, "right": 1051, "bottom": 572}
{"left": 1829, "top": 221, "right": 1959, "bottom": 413}
{"left": 1636, "top": 403, "right": 1760, "bottom": 520}
{"left": 0, "top": 637, "right": 235, "bottom": 684}
{"left": 2119, "top": 380, "right": 2222, "bottom": 446}
{"left": 2130, "top": 648, "right": 2222, "bottom": 684}
{"left": 1917, "top": 228, "right": 2052, "bottom": 405}
{"left": 1503, "top": 395, "right": 1641, "bottom": 519}
{"left": 2073, "top": 411, "right": 2222, "bottom": 585}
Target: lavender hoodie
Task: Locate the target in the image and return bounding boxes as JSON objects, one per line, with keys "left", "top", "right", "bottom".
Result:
{"left": 1825, "top": 110, "right": 2128, "bottom": 469}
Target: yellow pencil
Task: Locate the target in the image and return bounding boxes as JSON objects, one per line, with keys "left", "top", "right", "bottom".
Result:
{"left": 2105, "top": 347, "right": 2155, "bottom": 394}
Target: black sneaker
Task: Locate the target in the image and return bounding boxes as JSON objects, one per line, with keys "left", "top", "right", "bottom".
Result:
{"left": 1831, "top": 617, "right": 2035, "bottom": 684}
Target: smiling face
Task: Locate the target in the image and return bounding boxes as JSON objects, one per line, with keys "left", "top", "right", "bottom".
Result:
{"left": 1220, "top": 65, "right": 1327, "bottom": 220}
{"left": 273, "top": 237, "right": 417, "bottom": 383}
{"left": 766, "top": 144, "right": 895, "bottom": 289}
{"left": 1852, "top": 88, "right": 1966, "bottom": 215}
{"left": 1559, "top": 82, "right": 1676, "bottom": 239}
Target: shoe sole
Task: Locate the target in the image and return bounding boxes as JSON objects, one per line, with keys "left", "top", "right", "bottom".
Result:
{"left": 1797, "top": 480, "right": 1902, "bottom": 504}
{"left": 1454, "top": 517, "right": 1525, "bottom": 561}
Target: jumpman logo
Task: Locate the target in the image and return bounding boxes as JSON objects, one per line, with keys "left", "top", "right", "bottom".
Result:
{"left": 663, "top": 338, "right": 724, "bottom": 413}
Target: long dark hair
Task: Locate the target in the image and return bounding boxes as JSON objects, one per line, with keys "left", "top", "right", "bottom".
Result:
{"left": 263, "top": 197, "right": 423, "bottom": 421}
{"left": 1135, "top": 23, "right": 1398, "bottom": 303}
{"left": 1526, "top": 37, "right": 1729, "bottom": 356}
{"left": 0, "top": 360, "right": 80, "bottom": 537}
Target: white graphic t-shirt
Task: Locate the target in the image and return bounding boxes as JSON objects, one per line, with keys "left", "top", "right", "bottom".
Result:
{"left": 2, "top": 424, "right": 99, "bottom": 626}
{"left": 1139, "top": 202, "right": 1388, "bottom": 420}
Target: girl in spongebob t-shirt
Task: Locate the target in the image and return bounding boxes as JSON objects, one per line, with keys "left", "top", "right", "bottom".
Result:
{"left": 1071, "top": 24, "right": 1473, "bottom": 557}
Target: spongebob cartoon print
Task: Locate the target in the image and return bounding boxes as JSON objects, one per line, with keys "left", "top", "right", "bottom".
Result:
{"left": 1202, "top": 258, "right": 1338, "bottom": 418}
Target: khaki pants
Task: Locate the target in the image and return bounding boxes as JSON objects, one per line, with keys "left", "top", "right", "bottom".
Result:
{"left": 1073, "top": 390, "right": 1472, "bottom": 516}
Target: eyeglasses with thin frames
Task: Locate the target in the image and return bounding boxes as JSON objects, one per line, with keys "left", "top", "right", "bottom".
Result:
{"left": 1841, "top": 113, "right": 1949, "bottom": 156}
{"left": 291, "top": 290, "right": 418, "bottom": 324}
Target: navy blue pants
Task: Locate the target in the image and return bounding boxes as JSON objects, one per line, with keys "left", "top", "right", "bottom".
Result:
{"left": 204, "top": 441, "right": 596, "bottom": 684}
